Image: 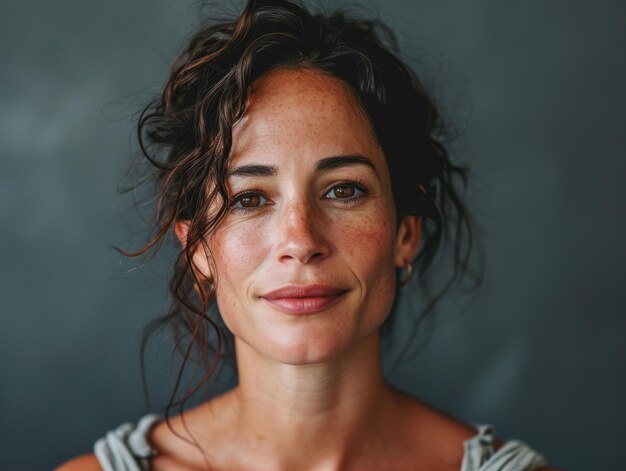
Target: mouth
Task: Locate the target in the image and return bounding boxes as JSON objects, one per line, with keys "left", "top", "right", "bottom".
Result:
{"left": 260, "top": 284, "right": 348, "bottom": 315}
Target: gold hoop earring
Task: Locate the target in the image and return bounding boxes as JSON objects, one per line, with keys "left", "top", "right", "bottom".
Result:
{"left": 398, "top": 261, "right": 413, "bottom": 287}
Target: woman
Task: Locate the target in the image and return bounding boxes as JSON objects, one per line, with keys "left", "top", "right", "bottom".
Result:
{"left": 59, "top": 0, "right": 558, "bottom": 469}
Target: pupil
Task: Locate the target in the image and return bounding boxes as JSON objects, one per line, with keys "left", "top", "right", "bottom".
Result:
{"left": 241, "top": 195, "right": 259, "bottom": 207}
{"left": 335, "top": 186, "right": 354, "bottom": 198}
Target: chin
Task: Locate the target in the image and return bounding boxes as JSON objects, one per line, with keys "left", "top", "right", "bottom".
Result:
{"left": 256, "top": 321, "right": 379, "bottom": 366}
{"left": 225, "top": 296, "right": 391, "bottom": 366}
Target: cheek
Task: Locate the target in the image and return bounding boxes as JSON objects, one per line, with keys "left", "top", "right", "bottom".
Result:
{"left": 212, "top": 220, "right": 266, "bottom": 280}
{"left": 340, "top": 208, "right": 398, "bottom": 319}
{"left": 210, "top": 224, "right": 264, "bottom": 334}
{"left": 339, "top": 209, "right": 397, "bottom": 273}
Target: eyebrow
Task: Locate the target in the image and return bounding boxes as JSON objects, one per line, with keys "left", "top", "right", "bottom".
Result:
{"left": 227, "top": 155, "right": 375, "bottom": 178}
{"left": 315, "top": 155, "right": 375, "bottom": 172}
{"left": 227, "top": 164, "right": 277, "bottom": 178}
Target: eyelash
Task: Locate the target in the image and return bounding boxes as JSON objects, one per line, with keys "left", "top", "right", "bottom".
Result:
{"left": 229, "top": 187, "right": 268, "bottom": 214}
{"left": 228, "top": 179, "right": 370, "bottom": 214}
{"left": 322, "top": 179, "right": 370, "bottom": 204}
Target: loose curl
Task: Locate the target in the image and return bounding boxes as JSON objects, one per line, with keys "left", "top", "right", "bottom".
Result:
{"left": 125, "top": 0, "right": 477, "bottom": 424}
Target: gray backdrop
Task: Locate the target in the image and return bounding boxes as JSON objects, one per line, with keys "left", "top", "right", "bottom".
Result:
{"left": 1, "top": 1, "right": 625, "bottom": 470}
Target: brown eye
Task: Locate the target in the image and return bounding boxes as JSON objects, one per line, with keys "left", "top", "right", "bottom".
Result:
{"left": 240, "top": 195, "right": 261, "bottom": 207}
{"left": 323, "top": 182, "right": 368, "bottom": 203}
{"left": 231, "top": 193, "right": 267, "bottom": 212}
{"left": 332, "top": 185, "right": 355, "bottom": 198}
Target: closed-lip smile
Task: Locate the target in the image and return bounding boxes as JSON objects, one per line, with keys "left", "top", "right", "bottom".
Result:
{"left": 261, "top": 284, "right": 348, "bottom": 314}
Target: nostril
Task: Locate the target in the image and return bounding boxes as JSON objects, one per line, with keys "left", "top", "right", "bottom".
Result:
{"left": 276, "top": 238, "right": 329, "bottom": 264}
{"left": 273, "top": 207, "right": 331, "bottom": 264}
{"left": 308, "top": 251, "right": 324, "bottom": 261}
{"left": 278, "top": 250, "right": 324, "bottom": 264}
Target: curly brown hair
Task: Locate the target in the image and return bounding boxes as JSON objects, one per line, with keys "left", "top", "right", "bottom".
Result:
{"left": 126, "top": 0, "right": 476, "bottom": 419}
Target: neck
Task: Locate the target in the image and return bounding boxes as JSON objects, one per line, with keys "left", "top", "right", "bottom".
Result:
{"left": 228, "top": 332, "right": 394, "bottom": 469}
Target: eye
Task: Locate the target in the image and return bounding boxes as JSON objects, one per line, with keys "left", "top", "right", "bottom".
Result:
{"left": 329, "top": 185, "right": 355, "bottom": 198}
{"left": 230, "top": 191, "right": 268, "bottom": 212}
{"left": 323, "top": 181, "right": 369, "bottom": 202}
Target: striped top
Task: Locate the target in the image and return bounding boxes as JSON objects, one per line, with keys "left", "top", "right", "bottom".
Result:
{"left": 94, "top": 416, "right": 547, "bottom": 471}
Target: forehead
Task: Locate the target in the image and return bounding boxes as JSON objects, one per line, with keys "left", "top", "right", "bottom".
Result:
{"left": 229, "top": 68, "right": 381, "bottom": 163}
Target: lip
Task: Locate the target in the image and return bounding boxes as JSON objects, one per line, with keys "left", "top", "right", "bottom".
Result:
{"left": 261, "top": 284, "right": 348, "bottom": 315}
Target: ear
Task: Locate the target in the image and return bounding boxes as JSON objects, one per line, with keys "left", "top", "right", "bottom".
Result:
{"left": 174, "top": 220, "right": 191, "bottom": 249}
{"left": 394, "top": 215, "right": 422, "bottom": 268}
{"left": 174, "top": 220, "right": 213, "bottom": 281}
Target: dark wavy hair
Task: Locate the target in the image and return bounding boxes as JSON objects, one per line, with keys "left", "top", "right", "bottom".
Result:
{"left": 126, "top": 0, "right": 477, "bottom": 423}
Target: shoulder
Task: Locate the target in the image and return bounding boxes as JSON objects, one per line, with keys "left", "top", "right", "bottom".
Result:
{"left": 388, "top": 389, "right": 479, "bottom": 467}
{"left": 56, "top": 414, "right": 163, "bottom": 471}
{"left": 148, "top": 398, "right": 235, "bottom": 463}
{"left": 54, "top": 453, "right": 101, "bottom": 471}
{"left": 390, "top": 390, "right": 562, "bottom": 471}
{"left": 147, "top": 394, "right": 244, "bottom": 469}
{"left": 392, "top": 389, "right": 480, "bottom": 443}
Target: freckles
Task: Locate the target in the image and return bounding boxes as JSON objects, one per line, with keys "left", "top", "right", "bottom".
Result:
{"left": 338, "top": 211, "right": 395, "bottom": 262}
{"left": 213, "top": 222, "right": 266, "bottom": 278}
{"left": 228, "top": 234, "right": 256, "bottom": 264}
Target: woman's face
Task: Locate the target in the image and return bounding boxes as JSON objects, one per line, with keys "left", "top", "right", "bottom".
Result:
{"left": 186, "top": 68, "right": 420, "bottom": 365}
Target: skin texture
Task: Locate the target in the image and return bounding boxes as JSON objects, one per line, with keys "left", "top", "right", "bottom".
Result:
{"left": 195, "top": 68, "right": 420, "bottom": 366}
{"left": 56, "top": 70, "right": 561, "bottom": 470}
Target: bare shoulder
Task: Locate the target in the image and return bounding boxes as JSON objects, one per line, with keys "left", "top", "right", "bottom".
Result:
{"left": 392, "top": 390, "right": 563, "bottom": 470}
{"left": 54, "top": 453, "right": 101, "bottom": 471}
{"left": 392, "top": 388, "right": 478, "bottom": 442}
{"left": 388, "top": 389, "right": 478, "bottom": 468}
{"left": 148, "top": 393, "right": 239, "bottom": 469}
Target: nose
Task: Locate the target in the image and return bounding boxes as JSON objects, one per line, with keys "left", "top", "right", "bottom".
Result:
{"left": 274, "top": 200, "right": 330, "bottom": 265}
